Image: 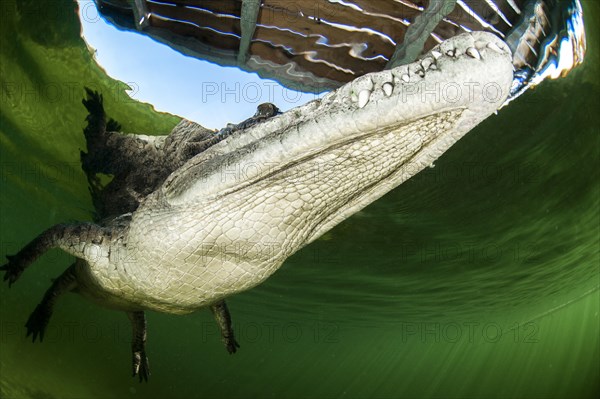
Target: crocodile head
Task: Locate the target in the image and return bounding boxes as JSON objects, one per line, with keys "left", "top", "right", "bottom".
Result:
{"left": 116, "top": 31, "right": 514, "bottom": 310}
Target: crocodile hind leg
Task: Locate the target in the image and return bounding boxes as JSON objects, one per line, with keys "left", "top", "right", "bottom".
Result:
{"left": 25, "top": 263, "right": 78, "bottom": 342}
{"left": 0, "top": 223, "right": 110, "bottom": 287}
{"left": 210, "top": 300, "right": 240, "bottom": 354}
{"left": 127, "top": 311, "right": 150, "bottom": 382}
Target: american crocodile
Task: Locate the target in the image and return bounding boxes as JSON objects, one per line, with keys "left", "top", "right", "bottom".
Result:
{"left": 10, "top": 8, "right": 597, "bottom": 381}
{"left": 1, "top": 32, "right": 513, "bottom": 379}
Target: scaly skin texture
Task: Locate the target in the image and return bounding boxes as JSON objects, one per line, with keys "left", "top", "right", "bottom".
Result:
{"left": 1, "top": 32, "right": 514, "bottom": 377}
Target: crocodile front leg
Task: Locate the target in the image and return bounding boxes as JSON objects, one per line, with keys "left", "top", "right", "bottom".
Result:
{"left": 127, "top": 311, "right": 150, "bottom": 382}
{"left": 81, "top": 88, "right": 166, "bottom": 218}
{"left": 25, "top": 263, "right": 78, "bottom": 342}
{"left": 0, "top": 223, "right": 110, "bottom": 287}
{"left": 81, "top": 88, "right": 156, "bottom": 177}
{"left": 210, "top": 300, "right": 240, "bottom": 354}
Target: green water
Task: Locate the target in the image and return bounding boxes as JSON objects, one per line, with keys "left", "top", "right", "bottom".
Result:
{"left": 0, "top": 1, "right": 598, "bottom": 398}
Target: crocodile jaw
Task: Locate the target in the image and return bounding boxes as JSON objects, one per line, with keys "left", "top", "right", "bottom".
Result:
{"left": 103, "top": 32, "right": 514, "bottom": 313}
{"left": 165, "top": 32, "right": 513, "bottom": 208}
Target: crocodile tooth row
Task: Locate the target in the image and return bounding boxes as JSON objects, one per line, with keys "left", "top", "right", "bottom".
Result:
{"left": 357, "top": 80, "right": 395, "bottom": 106}
{"left": 351, "top": 34, "right": 496, "bottom": 108}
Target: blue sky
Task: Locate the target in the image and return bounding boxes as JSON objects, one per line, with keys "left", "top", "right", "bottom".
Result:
{"left": 77, "top": 1, "right": 323, "bottom": 129}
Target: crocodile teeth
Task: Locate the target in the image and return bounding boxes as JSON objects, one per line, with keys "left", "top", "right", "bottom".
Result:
{"left": 445, "top": 49, "right": 455, "bottom": 57}
{"left": 358, "top": 89, "right": 371, "bottom": 108}
{"left": 382, "top": 82, "right": 393, "bottom": 97}
{"left": 429, "top": 64, "right": 437, "bottom": 70}
{"left": 431, "top": 50, "right": 442, "bottom": 60}
{"left": 421, "top": 57, "right": 434, "bottom": 70}
{"left": 401, "top": 74, "right": 410, "bottom": 83}
{"left": 487, "top": 42, "right": 504, "bottom": 54}
{"left": 416, "top": 68, "right": 425, "bottom": 77}
{"left": 466, "top": 47, "right": 481, "bottom": 60}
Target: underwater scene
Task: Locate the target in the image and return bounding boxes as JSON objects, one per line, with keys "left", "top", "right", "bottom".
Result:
{"left": 0, "top": 0, "right": 598, "bottom": 398}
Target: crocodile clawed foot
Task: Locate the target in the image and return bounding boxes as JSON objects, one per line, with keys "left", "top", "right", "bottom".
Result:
{"left": 82, "top": 87, "right": 104, "bottom": 117}
{"left": 224, "top": 336, "right": 240, "bottom": 354}
{"left": 0, "top": 255, "right": 25, "bottom": 288}
{"left": 132, "top": 350, "right": 150, "bottom": 382}
{"left": 25, "top": 303, "right": 52, "bottom": 342}
{"left": 106, "top": 118, "right": 122, "bottom": 132}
